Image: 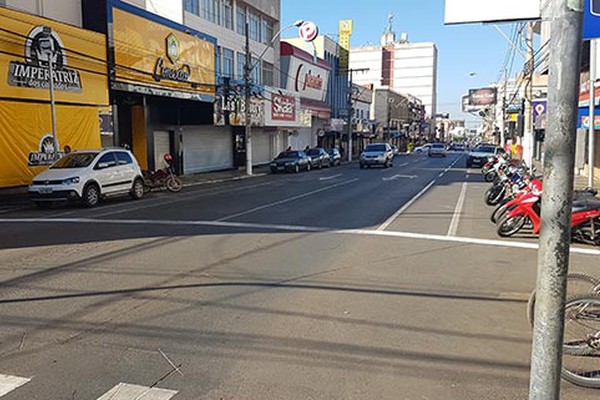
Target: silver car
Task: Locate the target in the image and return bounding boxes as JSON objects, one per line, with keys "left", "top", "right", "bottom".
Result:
{"left": 360, "top": 143, "right": 394, "bottom": 168}
{"left": 428, "top": 143, "right": 447, "bottom": 157}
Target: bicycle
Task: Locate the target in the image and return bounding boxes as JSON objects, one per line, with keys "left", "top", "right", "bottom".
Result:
{"left": 527, "top": 273, "right": 600, "bottom": 388}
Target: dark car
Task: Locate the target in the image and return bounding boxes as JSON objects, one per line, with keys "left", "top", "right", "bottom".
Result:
{"left": 466, "top": 145, "right": 504, "bottom": 168}
{"left": 325, "top": 148, "right": 341, "bottom": 166}
{"left": 270, "top": 151, "right": 312, "bottom": 173}
{"left": 306, "top": 148, "right": 331, "bottom": 169}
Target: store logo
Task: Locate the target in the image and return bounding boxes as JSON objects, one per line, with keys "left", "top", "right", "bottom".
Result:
{"left": 294, "top": 64, "right": 324, "bottom": 93}
{"left": 8, "top": 26, "right": 82, "bottom": 92}
{"left": 28, "top": 134, "right": 61, "bottom": 167}
{"left": 272, "top": 94, "right": 296, "bottom": 121}
{"left": 166, "top": 34, "right": 180, "bottom": 64}
{"left": 154, "top": 33, "right": 191, "bottom": 83}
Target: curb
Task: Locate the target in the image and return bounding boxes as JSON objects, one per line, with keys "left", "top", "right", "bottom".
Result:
{"left": 182, "top": 173, "right": 268, "bottom": 188}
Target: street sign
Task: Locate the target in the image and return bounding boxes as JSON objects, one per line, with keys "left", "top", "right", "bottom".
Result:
{"left": 584, "top": 0, "right": 600, "bottom": 39}
{"left": 299, "top": 21, "right": 318, "bottom": 42}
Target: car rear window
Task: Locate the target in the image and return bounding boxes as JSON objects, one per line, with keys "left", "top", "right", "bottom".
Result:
{"left": 475, "top": 147, "right": 495, "bottom": 153}
{"left": 365, "top": 144, "right": 387, "bottom": 152}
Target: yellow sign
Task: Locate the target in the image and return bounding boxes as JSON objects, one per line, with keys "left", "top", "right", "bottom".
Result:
{"left": 339, "top": 20, "right": 353, "bottom": 73}
{"left": 0, "top": 100, "right": 101, "bottom": 187}
{"left": 0, "top": 7, "right": 108, "bottom": 106}
{"left": 112, "top": 8, "right": 216, "bottom": 97}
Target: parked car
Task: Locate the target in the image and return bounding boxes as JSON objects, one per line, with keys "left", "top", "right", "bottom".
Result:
{"left": 466, "top": 145, "right": 505, "bottom": 168}
{"left": 414, "top": 144, "right": 432, "bottom": 153}
{"left": 270, "top": 151, "right": 312, "bottom": 173}
{"left": 359, "top": 143, "right": 394, "bottom": 169}
{"left": 306, "top": 148, "right": 331, "bottom": 169}
{"left": 28, "top": 149, "right": 145, "bottom": 208}
{"left": 428, "top": 143, "right": 447, "bottom": 157}
{"left": 325, "top": 148, "right": 341, "bottom": 166}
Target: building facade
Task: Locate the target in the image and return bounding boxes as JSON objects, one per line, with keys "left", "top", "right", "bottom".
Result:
{"left": 349, "top": 30, "right": 437, "bottom": 126}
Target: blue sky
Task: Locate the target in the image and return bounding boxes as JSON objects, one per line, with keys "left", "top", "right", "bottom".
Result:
{"left": 281, "top": 0, "right": 523, "bottom": 125}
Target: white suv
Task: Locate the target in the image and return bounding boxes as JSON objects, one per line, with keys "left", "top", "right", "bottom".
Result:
{"left": 29, "top": 149, "right": 145, "bottom": 208}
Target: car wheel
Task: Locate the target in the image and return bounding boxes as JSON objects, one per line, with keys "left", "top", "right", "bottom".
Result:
{"left": 271, "top": 168, "right": 277, "bottom": 174}
{"left": 34, "top": 201, "right": 53, "bottom": 210}
{"left": 306, "top": 162, "right": 311, "bottom": 172}
{"left": 130, "top": 178, "right": 144, "bottom": 200}
{"left": 466, "top": 161, "right": 472, "bottom": 168}
{"left": 360, "top": 163, "right": 365, "bottom": 169}
{"left": 294, "top": 164, "right": 300, "bottom": 173}
{"left": 82, "top": 183, "right": 100, "bottom": 208}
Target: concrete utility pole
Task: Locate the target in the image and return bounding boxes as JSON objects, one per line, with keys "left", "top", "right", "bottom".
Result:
{"left": 346, "top": 68, "right": 369, "bottom": 161}
{"left": 589, "top": 39, "right": 596, "bottom": 187}
{"left": 528, "top": 0, "right": 583, "bottom": 399}
{"left": 244, "top": 16, "right": 253, "bottom": 176}
{"left": 524, "top": 22, "right": 535, "bottom": 167}
{"left": 41, "top": 26, "right": 58, "bottom": 154}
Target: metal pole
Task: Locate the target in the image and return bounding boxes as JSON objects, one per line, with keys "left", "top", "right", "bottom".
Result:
{"left": 245, "top": 17, "right": 253, "bottom": 176}
{"left": 347, "top": 71, "right": 353, "bottom": 162}
{"left": 47, "top": 49, "right": 58, "bottom": 154}
{"left": 528, "top": 0, "right": 583, "bottom": 399}
{"left": 524, "top": 22, "right": 535, "bottom": 167}
{"left": 589, "top": 39, "right": 596, "bottom": 187}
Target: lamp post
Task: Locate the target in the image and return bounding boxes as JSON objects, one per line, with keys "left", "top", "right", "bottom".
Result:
{"left": 40, "top": 26, "right": 58, "bottom": 154}
{"left": 244, "top": 19, "right": 304, "bottom": 176}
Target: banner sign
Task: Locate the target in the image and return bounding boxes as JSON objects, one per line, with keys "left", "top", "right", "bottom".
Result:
{"left": 110, "top": 4, "right": 216, "bottom": 99}
{"left": 468, "top": 87, "right": 498, "bottom": 107}
{"left": 533, "top": 99, "right": 547, "bottom": 130}
{"left": 338, "top": 20, "right": 353, "bottom": 73}
{"left": 444, "top": 0, "right": 541, "bottom": 24}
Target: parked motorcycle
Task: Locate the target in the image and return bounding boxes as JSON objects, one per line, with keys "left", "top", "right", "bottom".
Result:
{"left": 143, "top": 154, "right": 183, "bottom": 193}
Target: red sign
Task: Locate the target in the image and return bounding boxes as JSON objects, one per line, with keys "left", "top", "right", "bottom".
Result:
{"left": 299, "top": 21, "right": 319, "bottom": 42}
{"left": 271, "top": 94, "right": 296, "bottom": 121}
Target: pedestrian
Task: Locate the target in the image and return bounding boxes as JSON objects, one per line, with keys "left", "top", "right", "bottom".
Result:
{"left": 304, "top": 145, "right": 310, "bottom": 151}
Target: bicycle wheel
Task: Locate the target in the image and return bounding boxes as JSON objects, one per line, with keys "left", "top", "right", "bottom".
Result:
{"left": 527, "top": 273, "right": 600, "bottom": 327}
{"left": 561, "top": 293, "right": 600, "bottom": 388}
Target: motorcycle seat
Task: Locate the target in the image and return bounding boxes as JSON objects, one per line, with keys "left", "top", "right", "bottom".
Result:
{"left": 572, "top": 198, "right": 600, "bottom": 213}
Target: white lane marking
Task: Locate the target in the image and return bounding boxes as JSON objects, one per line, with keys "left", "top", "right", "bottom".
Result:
{"left": 3, "top": 217, "right": 599, "bottom": 256}
{"left": 96, "top": 383, "right": 177, "bottom": 400}
{"left": 382, "top": 174, "right": 417, "bottom": 181}
{"left": 447, "top": 182, "right": 468, "bottom": 236}
{"left": 438, "top": 155, "right": 464, "bottom": 178}
{"left": 319, "top": 174, "right": 343, "bottom": 181}
{"left": 377, "top": 180, "right": 436, "bottom": 231}
{"left": 217, "top": 178, "right": 360, "bottom": 221}
{"left": 0, "top": 374, "right": 31, "bottom": 397}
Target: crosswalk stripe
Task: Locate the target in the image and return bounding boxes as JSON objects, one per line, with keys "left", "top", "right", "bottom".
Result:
{"left": 0, "top": 374, "right": 31, "bottom": 397}
{"left": 96, "top": 383, "right": 177, "bottom": 400}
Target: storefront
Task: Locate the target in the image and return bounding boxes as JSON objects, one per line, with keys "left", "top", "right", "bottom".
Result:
{"left": 264, "top": 89, "right": 307, "bottom": 155}
{"left": 280, "top": 42, "right": 331, "bottom": 150}
{"left": 106, "top": 1, "right": 218, "bottom": 174}
{"left": 0, "top": 7, "right": 109, "bottom": 188}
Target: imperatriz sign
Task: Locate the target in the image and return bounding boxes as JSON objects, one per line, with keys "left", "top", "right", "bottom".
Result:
{"left": 8, "top": 26, "right": 82, "bottom": 92}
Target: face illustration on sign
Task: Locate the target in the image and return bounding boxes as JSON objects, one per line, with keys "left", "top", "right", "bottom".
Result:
{"left": 8, "top": 25, "right": 82, "bottom": 92}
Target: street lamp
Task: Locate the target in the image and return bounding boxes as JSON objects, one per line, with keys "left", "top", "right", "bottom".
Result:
{"left": 39, "top": 26, "right": 59, "bottom": 154}
{"left": 244, "top": 20, "right": 304, "bottom": 175}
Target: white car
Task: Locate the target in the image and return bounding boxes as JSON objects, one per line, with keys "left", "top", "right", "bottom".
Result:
{"left": 414, "top": 144, "right": 432, "bottom": 153}
{"left": 29, "top": 149, "right": 145, "bottom": 208}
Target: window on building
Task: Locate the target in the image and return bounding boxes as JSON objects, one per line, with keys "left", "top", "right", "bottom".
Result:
{"left": 236, "top": 5, "right": 246, "bottom": 35}
{"left": 237, "top": 52, "right": 246, "bottom": 79}
{"left": 262, "top": 61, "right": 274, "bottom": 86}
{"left": 221, "top": 48, "right": 234, "bottom": 78}
{"left": 184, "top": 0, "right": 200, "bottom": 15}
{"left": 261, "top": 18, "right": 274, "bottom": 44}
{"left": 248, "top": 9, "right": 260, "bottom": 41}
{"left": 203, "top": 0, "right": 219, "bottom": 23}
{"left": 251, "top": 56, "right": 260, "bottom": 83}
{"left": 221, "top": 0, "right": 233, "bottom": 29}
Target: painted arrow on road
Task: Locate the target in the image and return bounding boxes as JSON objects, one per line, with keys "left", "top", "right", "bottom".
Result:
{"left": 382, "top": 174, "right": 417, "bottom": 181}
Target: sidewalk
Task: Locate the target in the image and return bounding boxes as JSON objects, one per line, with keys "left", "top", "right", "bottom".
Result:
{"left": 532, "top": 159, "right": 600, "bottom": 190}
{"left": 0, "top": 165, "right": 272, "bottom": 209}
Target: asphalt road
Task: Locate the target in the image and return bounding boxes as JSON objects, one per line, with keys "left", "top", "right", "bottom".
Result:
{"left": 0, "top": 153, "right": 597, "bottom": 400}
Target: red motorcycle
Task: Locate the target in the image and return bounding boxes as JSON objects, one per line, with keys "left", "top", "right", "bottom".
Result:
{"left": 142, "top": 154, "right": 183, "bottom": 193}
{"left": 497, "top": 184, "right": 600, "bottom": 245}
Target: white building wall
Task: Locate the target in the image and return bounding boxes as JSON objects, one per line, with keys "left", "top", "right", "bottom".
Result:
{"left": 5, "top": 0, "right": 82, "bottom": 26}
{"left": 349, "top": 47, "right": 382, "bottom": 88}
